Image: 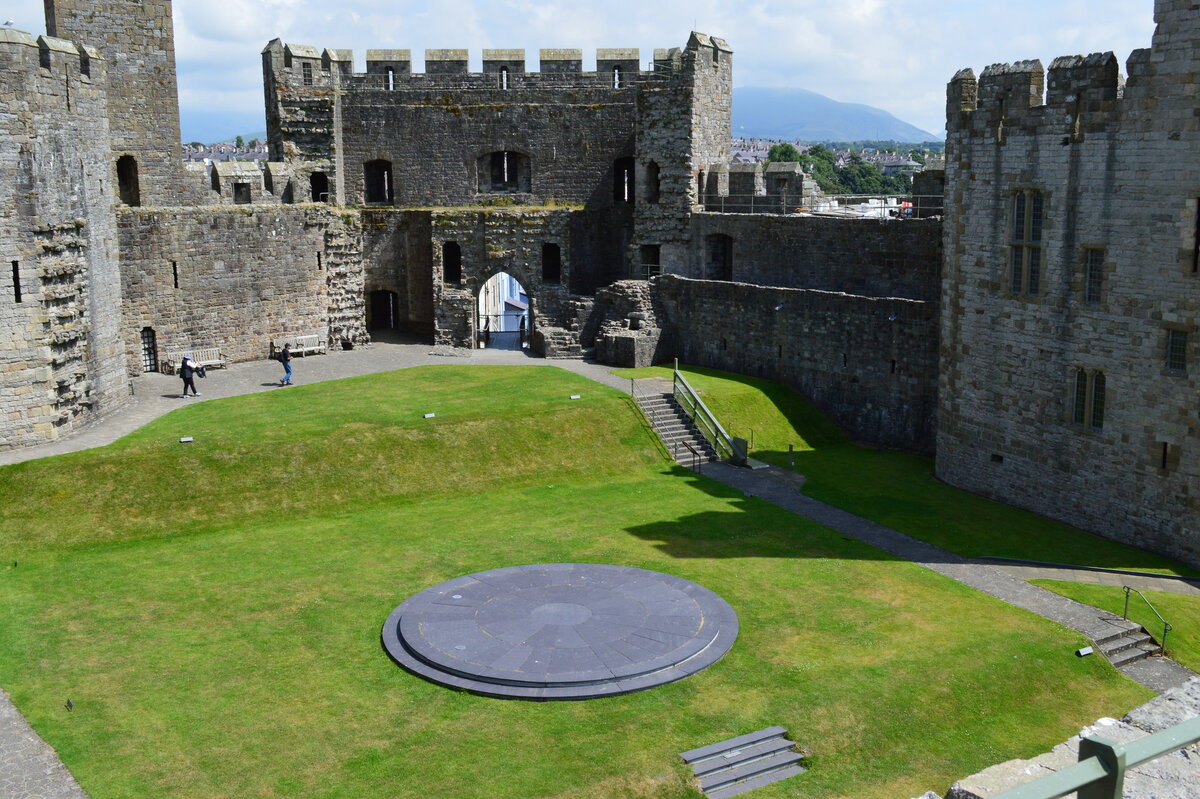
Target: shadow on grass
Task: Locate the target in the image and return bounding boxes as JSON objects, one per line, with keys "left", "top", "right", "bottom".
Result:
{"left": 629, "top": 365, "right": 1198, "bottom": 577}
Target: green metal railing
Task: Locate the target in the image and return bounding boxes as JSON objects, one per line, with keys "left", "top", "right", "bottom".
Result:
{"left": 671, "top": 360, "right": 735, "bottom": 462}
{"left": 1123, "top": 585, "right": 1172, "bottom": 656}
{"left": 989, "top": 714, "right": 1200, "bottom": 799}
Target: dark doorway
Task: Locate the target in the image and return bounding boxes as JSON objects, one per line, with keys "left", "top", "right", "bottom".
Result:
{"left": 443, "top": 241, "right": 462, "bottom": 283}
{"left": 364, "top": 160, "right": 394, "bottom": 204}
{"left": 311, "top": 172, "right": 329, "bottom": 202}
{"left": 368, "top": 290, "right": 399, "bottom": 330}
{"left": 706, "top": 234, "right": 733, "bottom": 281}
{"left": 541, "top": 243, "right": 561, "bottom": 284}
{"left": 117, "top": 155, "right": 140, "bottom": 207}
{"left": 140, "top": 327, "right": 158, "bottom": 372}
{"left": 614, "top": 157, "right": 635, "bottom": 204}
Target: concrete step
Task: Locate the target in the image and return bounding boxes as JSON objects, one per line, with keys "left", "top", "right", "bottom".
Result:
{"left": 1091, "top": 621, "right": 1143, "bottom": 646}
{"left": 1099, "top": 632, "right": 1154, "bottom": 656}
{"left": 681, "top": 726, "right": 805, "bottom": 798}
{"left": 705, "top": 764, "right": 808, "bottom": 799}
{"left": 1108, "top": 642, "right": 1162, "bottom": 668}
{"left": 690, "top": 737, "right": 797, "bottom": 780}
{"left": 698, "top": 751, "right": 805, "bottom": 794}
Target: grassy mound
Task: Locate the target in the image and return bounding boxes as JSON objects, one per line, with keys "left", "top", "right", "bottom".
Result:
{"left": 615, "top": 366, "right": 1197, "bottom": 577}
{"left": 0, "top": 366, "right": 1153, "bottom": 798}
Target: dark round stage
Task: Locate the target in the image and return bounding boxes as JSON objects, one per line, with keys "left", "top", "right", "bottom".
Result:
{"left": 381, "top": 563, "right": 739, "bottom": 700}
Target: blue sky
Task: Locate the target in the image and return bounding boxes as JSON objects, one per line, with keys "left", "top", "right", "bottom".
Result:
{"left": 8, "top": 0, "right": 1158, "bottom": 142}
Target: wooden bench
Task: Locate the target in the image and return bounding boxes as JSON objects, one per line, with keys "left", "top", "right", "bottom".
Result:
{"left": 161, "top": 347, "right": 227, "bottom": 375}
{"left": 270, "top": 334, "right": 327, "bottom": 359}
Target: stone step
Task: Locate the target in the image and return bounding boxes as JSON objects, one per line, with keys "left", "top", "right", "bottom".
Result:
{"left": 699, "top": 751, "right": 805, "bottom": 795}
{"left": 1099, "top": 632, "right": 1154, "bottom": 656}
{"left": 705, "top": 762, "right": 807, "bottom": 799}
{"left": 1091, "top": 621, "right": 1143, "bottom": 646}
{"left": 1107, "top": 642, "right": 1162, "bottom": 668}
{"left": 690, "top": 737, "right": 797, "bottom": 780}
{"left": 681, "top": 726, "right": 790, "bottom": 767}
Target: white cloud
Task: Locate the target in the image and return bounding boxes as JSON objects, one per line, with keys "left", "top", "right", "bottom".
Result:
{"left": 5, "top": 0, "right": 1160, "bottom": 137}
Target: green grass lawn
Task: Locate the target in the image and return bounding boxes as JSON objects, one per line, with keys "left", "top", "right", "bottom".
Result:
{"left": 0, "top": 366, "right": 1154, "bottom": 798}
{"left": 1030, "top": 581, "right": 1200, "bottom": 674}
{"left": 615, "top": 366, "right": 1197, "bottom": 577}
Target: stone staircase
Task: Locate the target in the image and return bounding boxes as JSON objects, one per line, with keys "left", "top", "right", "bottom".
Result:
{"left": 635, "top": 392, "right": 718, "bottom": 464}
{"left": 680, "top": 726, "right": 805, "bottom": 799}
{"left": 1094, "top": 622, "right": 1164, "bottom": 668}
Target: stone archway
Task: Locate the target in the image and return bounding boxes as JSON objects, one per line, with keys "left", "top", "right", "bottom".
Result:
{"left": 476, "top": 272, "right": 529, "bottom": 350}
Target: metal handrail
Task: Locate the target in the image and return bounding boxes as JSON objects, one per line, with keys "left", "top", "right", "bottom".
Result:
{"left": 671, "top": 360, "right": 735, "bottom": 461}
{"left": 700, "top": 193, "right": 944, "bottom": 217}
{"left": 990, "top": 714, "right": 1200, "bottom": 799}
{"left": 1123, "top": 586, "right": 1172, "bottom": 655}
{"left": 675, "top": 440, "right": 702, "bottom": 472}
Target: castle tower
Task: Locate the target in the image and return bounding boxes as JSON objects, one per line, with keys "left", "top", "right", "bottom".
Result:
{"left": 44, "top": 0, "right": 190, "bottom": 207}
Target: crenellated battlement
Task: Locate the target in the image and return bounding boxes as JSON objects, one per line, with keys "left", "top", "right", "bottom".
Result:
{"left": 0, "top": 28, "right": 104, "bottom": 82}
{"left": 264, "top": 34, "right": 730, "bottom": 93}
{"left": 946, "top": 52, "right": 1129, "bottom": 135}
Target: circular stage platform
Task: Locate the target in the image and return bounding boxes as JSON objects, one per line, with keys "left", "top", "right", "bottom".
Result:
{"left": 382, "top": 563, "right": 738, "bottom": 700}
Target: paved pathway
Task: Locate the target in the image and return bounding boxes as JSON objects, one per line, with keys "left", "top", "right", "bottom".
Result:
{"left": 0, "top": 688, "right": 88, "bottom": 799}
{"left": 2, "top": 344, "right": 1197, "bottom": 796}
{"left": 698, "top": 462, "right": 1198, "bottom": 694}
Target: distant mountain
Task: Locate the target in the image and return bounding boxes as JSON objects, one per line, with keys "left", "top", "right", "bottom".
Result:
{"left": 179, "top": 110, "right": 265, "bottom": 145}
{"left": 734, "top": 87, "right": 938, "bottom": 143}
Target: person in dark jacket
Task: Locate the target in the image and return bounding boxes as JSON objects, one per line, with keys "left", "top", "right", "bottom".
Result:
{"left": 180, "top": 354, "right": 201, "bottom": 398}
{"left": 279, "top": 344, "right": 293, "bottom": 386}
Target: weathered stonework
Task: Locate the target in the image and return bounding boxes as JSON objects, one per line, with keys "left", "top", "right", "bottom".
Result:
{"left": 656, "top": 274, "right": 939, "bottom": 452}
{"left": 939, "top": 0, "right": 1200, "bottom": 566}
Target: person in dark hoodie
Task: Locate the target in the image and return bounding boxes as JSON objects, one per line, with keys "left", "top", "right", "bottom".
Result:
{"left": 278, "top": 343, "right": 293, "bottom": 386}
{"left": 180, "top": 354, "right": 201, "bottom": 398}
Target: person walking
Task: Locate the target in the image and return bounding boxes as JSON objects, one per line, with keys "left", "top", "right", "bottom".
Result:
{"left": 180, "top": 354, "right": 201, "bottom": 398}
{"left": 278, "top": 343, "right": 293, "bottom": 386}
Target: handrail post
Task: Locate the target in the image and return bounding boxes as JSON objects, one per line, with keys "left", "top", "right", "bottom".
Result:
{"left": 1077, "top": 736, "right": 1126, "bottom": 799}
{"left": 1123, "top": 586, "right": 1131, "bottom": 621}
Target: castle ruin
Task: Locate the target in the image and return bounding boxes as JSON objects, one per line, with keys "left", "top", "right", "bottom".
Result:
{"left": 0, "top": 1, "right": 1195, "bottom": 566}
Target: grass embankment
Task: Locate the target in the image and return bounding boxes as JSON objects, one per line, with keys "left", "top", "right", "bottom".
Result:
{"left": 1030, "top": 581, "right": 1200, "bottom": 674}
{"left": 0, "top": 366, "right": 1152, "bottom": 799}
{"left": 615, "top": 365, "right": 1197, "bottom": 578}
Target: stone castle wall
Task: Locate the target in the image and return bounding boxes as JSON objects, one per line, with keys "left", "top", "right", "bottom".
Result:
{"left": 45, "top": 1, "right": 203, "bottom": 208}
{"left": 0, "top": 29, "right": 129, "bottom": 451}
{"left": 117, "top": 206, "right": 364, "bottom": 373}
{"left": 938, "top": 0, "right": 1200, "bottom": 564}
{"left": 690, "top": 214, "right": 941, "bottom": 300}
{"left": 656, "top": 274, "right": 939, "bottom": 452}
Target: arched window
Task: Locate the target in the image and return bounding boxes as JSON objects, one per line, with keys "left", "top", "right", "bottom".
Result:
{"left": 443, "top": 241, "right": 462, "bottom": 283}
{"left": 644, "top": 161, "right": 660, "bottom": 203}
{"left": 479, "top": 152, "right": 530, "bottom": 193}
{"left": 1071, "top": 368, "right": 1106, "bottom": 430}
{"left": 1010, "top": 189, "right": 1044, "bottom": 295}
{"left": 613, "top": 157, "right": 635, "bottom": 204}
{"left": 310, "top": 172, "right": 329, "bottom": 203}
{"left": 364, "top": 160, "right": 394, "bottom": 204}
{"left": 541, "top": 243, "right": 561, "bottom": 284}
{"left": 117, "top": 155, "right": 141, "bottom": 207}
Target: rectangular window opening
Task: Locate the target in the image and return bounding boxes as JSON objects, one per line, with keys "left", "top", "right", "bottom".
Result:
{"left": 1167, "top": 329, "right": 1188, "bottom": 373}
{"left": 1084, "top": 248, "right": 1104, "bottom": 303}
{"left": 302, "top": 62, "right": 314, "bottom": 86}
{"left": 171, "top": 261, "right": 178, "bottom": 290}
{"left": 11, "top": 261, "right": 21, "bottom": 303}
{"left": 1161, "top": 442, "right": 1170, "bottom": 470}
{"left": 233, "top": 183, "right": 251, "bottom": 204}
{"left": 990, "top": 453, "right": 1004, "bottom": 464}
{"left": 1193, "top": 198, "right": 1199, "bottom": 273}
{"left": 317, "top": 252, "right": 323, "bottom": 271}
